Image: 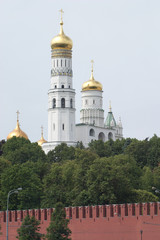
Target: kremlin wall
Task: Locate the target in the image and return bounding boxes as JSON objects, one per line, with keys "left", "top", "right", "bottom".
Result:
{"left": 1, "top": 202, "right": 160, "bottom": 239}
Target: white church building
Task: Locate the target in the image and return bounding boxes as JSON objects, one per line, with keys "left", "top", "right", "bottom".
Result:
{"left": 42, "top": 12, "right": 123, "bottom": 154}
{"left": 6, "top": 13, "right": 123, "bottom": 153}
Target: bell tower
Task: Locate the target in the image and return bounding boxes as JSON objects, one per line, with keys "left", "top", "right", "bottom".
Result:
{"left": 42, "top": 10, "right": 76, "bottom": 153}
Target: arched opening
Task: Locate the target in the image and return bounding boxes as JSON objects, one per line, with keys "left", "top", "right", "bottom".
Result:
{"left": 62, "top": 124, "right": 64, "bottom": 130}
{"left": 89, "top": 128, "right": 95, "bottom": 137}
{"left": 98, "top": 132, "right": 105, "bottom": 142}
{"left": 108, "top": 132, "right": 113, "bottom": 140}
{"left": 53, "top": 98, "right": 56, "bottom": 108}
{"left": 61, "top": 98, "right": 65, "bottom": 108}
{"left": 70, "top": 99, "right": 73, "bottom": 108}
{"left": 61, "top": 85, "right": 64, "bottom": 88}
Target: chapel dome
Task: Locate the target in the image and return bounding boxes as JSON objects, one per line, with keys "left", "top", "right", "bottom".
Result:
{"left": 7, "top": 119, "right": 28, "bottom": 140}
{"left": 37, "top": 127, "right": 47, "bottom": 146}
{"left": 51, "top": 20, "right": 73, "bottom": 50}
{"left": 82, "top": 61, "right": 102, "bottom": 91}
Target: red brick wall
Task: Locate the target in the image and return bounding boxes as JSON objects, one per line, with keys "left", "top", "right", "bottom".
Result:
{"left": 1, "top": 202, "right": 160, "bottom": 240}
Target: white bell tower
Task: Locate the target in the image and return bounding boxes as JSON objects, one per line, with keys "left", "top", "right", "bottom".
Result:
{"left": 42, "top": 10, "right": 76, "bottom": 153}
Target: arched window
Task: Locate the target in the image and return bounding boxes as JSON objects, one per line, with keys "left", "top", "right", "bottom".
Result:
{"left": 70, "top": 99, "right": 73, "bottom": 108}
{"left": 61, "top": 98, "right": 65, "bottom": 108}
{"left": 62, "top": 124, "right": 64, "bottom": 130}
{"left": 89, "top": 129, "right": 95, "bottom": 137}
{"left": 61, "top": 85, "right": 64, "bottom": 88}
{"left": 69, "top": 85, "right": 70, "bottom": 88}
{"left": 53, "top": 98, "right": 56, "bottom": 108}
{"left": 108, "top": 132, "right": 113, "bottom": 140}
{"left": 55, "top": 85, "right": 57, "bottom": 88}
{"left": 98, "top": 132, "right": 105, "bottom": 142}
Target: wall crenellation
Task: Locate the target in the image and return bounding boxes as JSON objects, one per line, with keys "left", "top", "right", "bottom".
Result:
{"left": 0, "top": 202, "right": 160, "bottom": 224}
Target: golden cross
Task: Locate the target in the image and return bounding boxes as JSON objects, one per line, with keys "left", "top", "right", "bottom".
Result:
{"left": 91, "top": 60, "right": 94, "bottom": 72}
{"left": 41, "top": 125, "right": 43, "bottom": 136}
{"left": 59, "top": 9, "right": 64, "bottom": 22}
{"left": 109, "top": 101, "right": 112, "bottom": 112}
{"left": 16, "top": 110, "right": 20, "bottom": 121}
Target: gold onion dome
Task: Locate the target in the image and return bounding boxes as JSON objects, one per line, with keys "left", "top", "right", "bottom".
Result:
{"left": 7, "top": 111, "right": 28, "bottom": 140}
{"left": 37, "top": 126, "right": 47, "bottom": 146}
{"left": 51, "top": 9, "right": 73, "bottom": 50}
{"left": 82, "top": 60, "right": 103, "bottom": 91}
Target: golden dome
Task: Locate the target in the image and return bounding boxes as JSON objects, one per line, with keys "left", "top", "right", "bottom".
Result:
{"left": 7, "top": 111, "right": 28, "bottom": 140}
{"left": 51, "top": 10, "right": 73, "bottom": 50}
{"left": 37, "top": 126, "right": 47, "bottom": 146}
{"left": 82, "top": 60, "right": 103, "bottom": 91}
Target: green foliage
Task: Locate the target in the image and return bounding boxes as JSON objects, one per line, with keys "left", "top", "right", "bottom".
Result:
{"left": 147, "top": 135, "right": 160, "bottom": 168}
{"left": 46, "top": 202, "right": 71, "bottom": 240}
{"left": 87, "top": 154, "right": 141, "bottom": 204}
{"left": 129, "top": 189, "right": 158, "bottom": 203}
{"left": 125, "top": 139, "right": 149, "bottom": 168}
{"left": 140, "top": 166, "right": 154, "bottom": 192}
{"left": 3, "top": 137, "right": 47, "bottom": 164}
{"left": 1, "top": 135, "right": 160, "bottom": 209}
{"left": 47, "top": 143, "right": 75, "bottom": 163}
{"left": 0, "top": 162, "right": 42, "bottom": 210}
{"left": 17, "top": 215, "right": 42, "bottom": 240}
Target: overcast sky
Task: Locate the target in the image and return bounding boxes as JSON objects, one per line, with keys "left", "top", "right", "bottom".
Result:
{"left": 1, "top": 0, "right": 160, "bottom": 142}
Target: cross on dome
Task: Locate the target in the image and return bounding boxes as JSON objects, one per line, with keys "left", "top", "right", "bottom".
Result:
{"left": 16, "top": 110, "right": 20, "bottom": 122}
{"left": 41, "top": 125, "right": 44, "bottom": 137}
{"left": 91, "top": 60, "right": 94, "bottom": 73}
{"left": 59, "top": 9, "right": 64, "bottom": 23}
{"left": 109, "top": 101, "right": 112, "bottom": 112}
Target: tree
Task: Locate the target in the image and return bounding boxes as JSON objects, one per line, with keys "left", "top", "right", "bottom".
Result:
{"left": 46, "top": 202, "right": 71, "bottom": 240}
{"left": 129, "top": 189, "right": 158, "bottom": 203}
{"left": 47, "top": 143, "right": 75, "bottom": 163}
{"left": 17, "top": 215, "right": 42, "bottom": 240}
{"left": 2, "top": 137, "right": 47, "bottom": 165}
{"left": 0, "top": 162, "right": 42, "bottom": 210}
{"left": 125, "top": 139, "right": 149, "bottom": 168}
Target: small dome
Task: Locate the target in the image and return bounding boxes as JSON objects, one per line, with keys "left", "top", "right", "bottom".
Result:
{"left": 7, "top": 120, "right": 28, "bottom": 140}
{"left": 82, "top": 61, "right": 102, "bottom": 91}
{"left": 37, "top": 126, "right": 47, "bottom": 146}
{"left": 51, "top": 21, "right": 73, "bottom": 50}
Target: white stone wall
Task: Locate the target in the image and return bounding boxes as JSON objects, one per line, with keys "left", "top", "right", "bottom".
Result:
{"left": 80, "top": 90, "right": 104, "bottom": 127}
{"left": 76, "top": 124, "right": 117, "bottom": 148}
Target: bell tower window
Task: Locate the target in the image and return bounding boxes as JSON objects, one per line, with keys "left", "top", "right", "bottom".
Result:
{"left": 61, "top": 98, "right": 65, "bottom": 108}
{"left": 70, "top": 99, "right": 73, "bottom": 108}
{"left": 53, "top": 98, "right": 56, "bottom": 108}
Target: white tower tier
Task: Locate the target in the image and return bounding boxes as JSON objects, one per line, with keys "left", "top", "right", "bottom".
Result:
{"left": 80, "top": 90, "right": 104, "bottom": 127}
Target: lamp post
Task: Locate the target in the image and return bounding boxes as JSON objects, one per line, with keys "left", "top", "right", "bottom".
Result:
{"left": 6, "top": 188, "right": 22, "bottom": 240}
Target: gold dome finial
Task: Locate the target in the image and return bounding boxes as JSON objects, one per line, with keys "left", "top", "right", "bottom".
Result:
{"left": 7, "top": 110, "right": 28, "bottom": 140}
{"left": 90, "top": 60, "right": 94, "bottom": 81}
{"left": 51, "top": 10, "right": 73, "bottom": 50}
{"left": 37, "top": 125, "right": 47, "bottom": 146}
{"left": 109, "top": 101, "right": 112, "bottom": 112}
{"left": 59, "top": 9, "right": 64, "bottom": 34}
{"left": 16, "top": 110, "right": 20, "bottom": 122}
{"left": 82, "top": 60, "right": 103, "bottom": 91}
